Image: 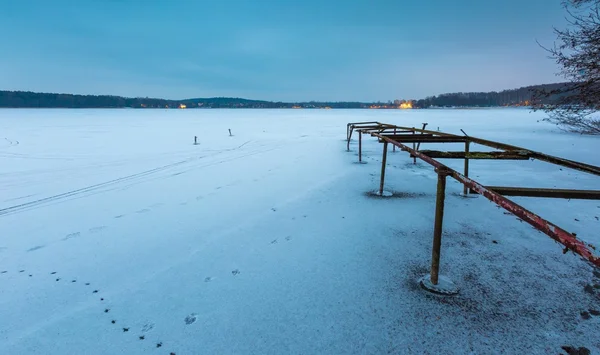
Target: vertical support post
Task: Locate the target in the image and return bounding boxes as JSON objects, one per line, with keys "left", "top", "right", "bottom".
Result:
{"left": 194, "top": 136, "right": 198, "bottom": 145}
{"left": 463, "top": 141, "right": 470, "bottom": 195}
{"left": 347, "top": 128, "right": 353, "bottom": 151}
{"left": 415, "top": 122, "right": 427, "bottom": 152}
{"left": 358, "top": 132, "right": 362, "bottom": 162}
{"left": 393, "top": 128, "right": 396, "bottom": 152}
{"left": 430, "top": 167, "right": 448, "bottom": 285}
{"left": 412, "top": 128, "right": 417, "bottom": 164}
{"left": 379, "top": 142, "right": 388, "bottom": 195}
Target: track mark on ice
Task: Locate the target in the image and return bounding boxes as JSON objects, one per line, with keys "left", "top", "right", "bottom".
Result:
{"left": 204, "top": 276, "right": 213, "bottom": 282}
{"left": 27, "top": 245, "right": 45, "bottom": 252}
{"left": 136, "top": 209, "right": 150, "bottom": 214}
{"left": 141, "top": 323, "right": 154, "bottom": 332}
{"left": 89, "top": 226, "right": 107, "bottom": 233}
{"left": 114, "top": 214, "right": 125, "bottom": 219}
{"left": 270, "top": 239, "right": 278, "bottom": 244}
{"left": 231, "top": 269, "right": 240, "bottom": 276}
{"left": 63, "top": 232, "right": 80, "bottom": 240}
{"left": 184, "top": 313, "right": 198, "bottom": 325}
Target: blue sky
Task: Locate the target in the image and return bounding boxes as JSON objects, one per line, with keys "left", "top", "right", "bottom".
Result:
{"left": 0, "top": 0, "right": 568, "bottom": 101}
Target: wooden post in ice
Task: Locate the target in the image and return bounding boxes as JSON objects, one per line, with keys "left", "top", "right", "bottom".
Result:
{"left": 194, "top": 136, "right": 198, "bottom": 145}
{"left": 228, "top": 129, "right": 232, "bottom": 137}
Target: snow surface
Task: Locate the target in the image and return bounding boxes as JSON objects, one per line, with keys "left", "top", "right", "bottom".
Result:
{"left": 0, "top": 108, "right": 599, "bottom": 354}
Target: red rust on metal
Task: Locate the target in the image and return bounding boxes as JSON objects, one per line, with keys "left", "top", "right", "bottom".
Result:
{"left": 370, "top": 132, "right": 600, "bottom": 268}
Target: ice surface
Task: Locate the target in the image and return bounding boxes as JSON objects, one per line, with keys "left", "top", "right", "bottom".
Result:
{"left": 0, "top": 108, "right": 599, "bottom": 354}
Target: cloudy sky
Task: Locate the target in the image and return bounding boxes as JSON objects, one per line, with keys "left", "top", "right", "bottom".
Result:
{"left": 0, "top": 0, "right": 568, "bottom": 101}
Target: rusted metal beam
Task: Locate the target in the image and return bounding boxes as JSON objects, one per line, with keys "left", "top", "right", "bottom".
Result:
{"left": 415, "top": 150, "right": 531, "bottom": 160}
{"left": 378, "top": 124, "right": 600, "bottom": 176}
{"left": 482, "top": 186, "right": 600, "bottom": 200}
{"left": 374, "top": 134, "right": 600, "bottom": 268}
{"left": 379, "top": 136, "right": 468, "bottom": 143}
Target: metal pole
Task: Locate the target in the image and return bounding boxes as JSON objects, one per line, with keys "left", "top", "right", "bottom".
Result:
{"left": 347, "top": 128, "right": 353, "bottom": 151}
{"left": 412, "top": 128, "right": 417, "bottom": 164}
{"left": 415, "top": 122, "right": 428, "bottom": 152}
{"left": 379, "top": 142, "right": 388, "bottom": 195}
{"left": 393, "top": 128, "right": 396, "bottom": 152}
{"left": 430, "top": 167, "right": 448, "bottom": 285}
{"left": 463, "top": 141, "right": 470, "bottom": 195}
{"left": 358, "top": 132, "right": 362, "bottom": 162}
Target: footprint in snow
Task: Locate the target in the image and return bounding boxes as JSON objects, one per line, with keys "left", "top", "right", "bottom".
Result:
{"left": 232, "top": 269, "right": 240, "bottom": 276}
{"left": 184, "top": 313, "right": 198, "bottom": 325}
{"left": 27, "top": 245, "right": 45, "bottom": 252}
{"left": 89, "top": 226, "right": 107, "bottom": 233}
{"left": 285, "top": 236, "right": 292, "bottom": 241}
{"left": 136, "top": 209, "right": 150, "bottom": 214}
{"left": 270, "top": 239, "right": 278, "bottom": 244}
{"left": 204, "top": 277, "right": 213, "bottom": 282}
{"left": 114, "top": 215, "right": 125, "bottom": 219}
{"left": 63, "top": 232, "right": 81, "bottom": 241}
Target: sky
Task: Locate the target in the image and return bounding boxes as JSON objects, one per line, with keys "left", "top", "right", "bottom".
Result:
{"left": 0, "top": 0, "right": 569, "bottom": 102}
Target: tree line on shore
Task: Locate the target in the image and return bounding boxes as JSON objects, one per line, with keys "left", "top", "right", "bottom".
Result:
{"left": 0, "top": 83, "right": 564, "bottom": 109}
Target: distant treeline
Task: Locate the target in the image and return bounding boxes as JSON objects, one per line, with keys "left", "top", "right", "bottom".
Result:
{"left": 412, "top": 83, "right": 566, "bottom": 108}
{"left": 0, "top": 83, "right": 566, "bottom": 109}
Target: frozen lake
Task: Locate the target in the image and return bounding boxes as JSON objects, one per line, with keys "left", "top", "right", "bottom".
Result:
{"left": 0, "top": 108, "right": 599, "bottom": 354}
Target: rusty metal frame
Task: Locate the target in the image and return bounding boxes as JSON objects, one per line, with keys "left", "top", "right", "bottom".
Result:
{"left": 347, "top": 122, "right": 600, "bottom": 288}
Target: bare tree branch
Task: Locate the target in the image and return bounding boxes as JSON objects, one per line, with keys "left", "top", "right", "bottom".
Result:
{"left": 533, "top": 0, "right": 600, "bottom": 134}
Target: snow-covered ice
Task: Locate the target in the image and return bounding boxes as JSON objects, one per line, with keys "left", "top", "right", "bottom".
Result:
{"left": 0, "top": 108, "right": 599, "bottom": 354}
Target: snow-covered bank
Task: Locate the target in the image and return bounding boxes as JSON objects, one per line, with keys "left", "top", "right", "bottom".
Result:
{"left": 1, "top": 109, "right": 599, "bottom": 354}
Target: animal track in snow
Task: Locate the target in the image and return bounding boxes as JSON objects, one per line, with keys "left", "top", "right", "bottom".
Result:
{"left": 63, "top": 232, "right": 80, "bottom": 240}
{"left": 27, "top": 245, "right": 45, "bottom": 252}
{"left": 89, "top": 226, "right": 107, "bottom": 233}
{"left": 184, "top": 313, "right": 198, "bottom": 325}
